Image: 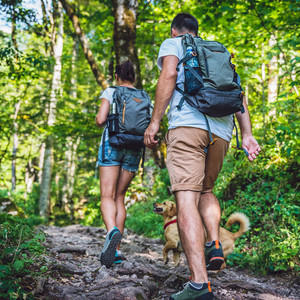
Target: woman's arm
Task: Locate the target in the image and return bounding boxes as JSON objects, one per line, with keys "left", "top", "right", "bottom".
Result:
{"left": 95, "top": 98, "right": 110, "bottom": 127}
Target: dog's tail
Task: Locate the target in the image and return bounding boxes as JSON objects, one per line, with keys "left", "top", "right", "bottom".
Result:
{"left": 225, "top": 212, "right": 250, "bottom": 241}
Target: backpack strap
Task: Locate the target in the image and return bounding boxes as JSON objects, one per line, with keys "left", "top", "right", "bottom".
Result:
{"left": 203, "top": 114, "right": 217, "bottom": 154}
{"left": 184, "top": 63, "right": 204, "bottom": 86}
{"left": 175, "top": 35, "right": 204, "bottom": 110}
{"left": 141, "top": 147, "right": 146, "bottom": 180}
{"left": 176, "top": 52, "right": 195, "bottom": 70}
{"left": 175, "top": 86, "right": 185, "bottom": 110}
{"left": 232, "top": 116, "right": 249, "bottom": 157}
{"left": 101, "top": 126, "right": 108, "bottom": 162}
{"left": 233, "top": 117, "right": 240, "bottom": 149}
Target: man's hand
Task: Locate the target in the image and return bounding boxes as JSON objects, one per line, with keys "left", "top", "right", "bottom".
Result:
{"left": 144, "top": 121, "right": 160, "bottom": 149}
{"left": 242, "top": 135, "right": 261, "bottom": 162}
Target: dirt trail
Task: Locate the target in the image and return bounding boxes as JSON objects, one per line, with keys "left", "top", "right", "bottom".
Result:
{"left": 33, "top": 224, "right": 299, "bottom": 300}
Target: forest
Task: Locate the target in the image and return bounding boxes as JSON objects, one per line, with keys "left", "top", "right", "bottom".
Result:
{"left": 0, "top": 0, "right": 299, "bottom": 298}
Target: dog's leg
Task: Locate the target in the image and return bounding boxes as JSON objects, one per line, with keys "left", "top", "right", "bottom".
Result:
{"left": 173, "top": 250, "right": 180, "bottom": 267}
{"left": 163, "top": 245, "right": 170, "bottom": 265}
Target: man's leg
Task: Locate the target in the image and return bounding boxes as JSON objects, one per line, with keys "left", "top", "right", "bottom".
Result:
{"left": 199, "top": 134, "right": 229, "bottom": 271}
{"left": 200, "top": 133, "right": 229, "bottom": 241}
{"left": 175, "top": 190, "right": 208, "bottom": 283}
{"left": 198, "top": 192, "right": 221, "bottom": 242}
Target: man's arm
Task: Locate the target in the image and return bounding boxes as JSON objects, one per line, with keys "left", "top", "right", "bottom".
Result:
{"left": 144, "top": 55, "right": 179, "bottom": 148}
{"left": 235, "top": 99, "right": 261, "bottom": 161}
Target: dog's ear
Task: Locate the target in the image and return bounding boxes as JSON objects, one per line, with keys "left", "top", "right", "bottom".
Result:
{"left": 168, "top": 202, "right": 177, "bottom": 217}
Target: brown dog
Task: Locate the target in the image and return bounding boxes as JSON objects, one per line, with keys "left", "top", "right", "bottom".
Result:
{"left": 153, "top": 200, "right": 250, "bottom": 268}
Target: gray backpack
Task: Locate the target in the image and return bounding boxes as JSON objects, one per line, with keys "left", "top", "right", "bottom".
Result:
{"left": 106, "top": 86, "right": 152, "bottom": 150}
{"left": 176, "top": 34, "right": 245, "bottom": 153}
{"left": 176, "top": 33, "right": 244, "bottom": 117}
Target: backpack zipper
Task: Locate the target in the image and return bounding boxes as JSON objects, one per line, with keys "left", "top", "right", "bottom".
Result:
{"left": 122, "top": 100, "right": 126, "bottom": 124}
{"left": 202, "top": 49, "right": 209, "bottom": 77}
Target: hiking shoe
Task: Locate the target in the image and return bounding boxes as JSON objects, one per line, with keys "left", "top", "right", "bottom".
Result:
{"left": 169, "top": 282, "right": 213, "bottom": 300}
{"left": 100, "top": 227, "right": 122, "bottom": 268}
{"left": 205, "top": 240, "right": 224, "bottom": 271}
{"left": 113, "top": 251, "right": 126, "bottom": 264}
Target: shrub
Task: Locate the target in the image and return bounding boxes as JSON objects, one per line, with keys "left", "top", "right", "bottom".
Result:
{"left": 0, "top": 214, "right": 46, "bottom": 299}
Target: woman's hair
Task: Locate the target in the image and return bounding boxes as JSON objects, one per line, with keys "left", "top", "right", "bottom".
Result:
{"left": 115, "top": 60, "right": 135, "bottom": 83}
{"left": 171, "top": 13, "right": 198, "bottom": 36}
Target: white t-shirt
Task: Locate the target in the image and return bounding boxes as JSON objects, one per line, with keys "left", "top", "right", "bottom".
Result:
{"left": 157, "top": 37, "right": 234, "bottom": 142}
{"left": 99, "top": 87, "right": 116, "bottom": 142}
{"left": 100, "top": 87, "right": 116, "bottom": 104}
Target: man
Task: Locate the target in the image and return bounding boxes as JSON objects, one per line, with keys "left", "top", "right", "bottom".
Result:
{"left": 144, "top": 13, "right": 261, "bottom": 300}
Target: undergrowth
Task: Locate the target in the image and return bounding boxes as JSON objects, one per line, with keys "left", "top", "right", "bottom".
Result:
{"left": 0, "top": 214, "right": 46, "bottom": 300}
{"left": 125, "top": 149, "right": 299, "bottom": 275}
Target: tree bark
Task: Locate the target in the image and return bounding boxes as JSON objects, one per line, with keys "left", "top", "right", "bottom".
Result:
{"left": 261, "top": 45, "right": 266, "bottom": 138}
{"left": 268, "top": 35, "right": 278, "bottom": 118}
{"left": 39, "top": 136, "right": 53, "bottom": 218}
{"left": 112, "top": 0, "right": 142, "bottom": 88}
{"left": 62, "top": 137, "right": 79, "bottom": 215}
{"left": 25, "top": 158, "right": 37, "bottom": 199}
{"left": 39, "top": 1, "right": 64, "bottom": 219}
{"left": 38, "top": 142, "right": 45, "bottom": 184}
{"left": 59, "top": 0, "right": 108, "bottom": 89}
{"left": 61, "top": 36, "right": 80, "bottom": 216}
{"left": 11, "top": 101, "right": 21, "bottom": 192}
{"left": 10, "top": 4, "right": 20, "bottom": 192}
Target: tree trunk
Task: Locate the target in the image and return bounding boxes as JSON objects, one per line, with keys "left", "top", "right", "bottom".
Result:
{"left": 261, "top": 45, "right": 266, "bottom": 138}
{"left": 62, "top": 137, "right": 80, "bottom": 215}
{"left": 39, "top": 136, "right": 53, "bottom": 218}
{"left": 11, "top": 101, "right": 21, "bottom": 192}
{"left": 39, "top": 1, "right": 64, "bottom": 219}
{"left": 38, "top": 142, "right": 45, "bottom": 184}
{"left": 61, "top": 36, "right": 79, "bottom": 215}
{"left": 268, "top": 35, "right": 278, "bottom": 118}
{"left": 25, "top": 159, "right": 37, "bottom": 199}
{"left": 112, "top": 0, "right": 142, "bottom": 88}
{"left": 59, "top": 0, "right": 108, "bottom": 89}
{"left": 11, "top": 5, "right": 20, "bottom": 192}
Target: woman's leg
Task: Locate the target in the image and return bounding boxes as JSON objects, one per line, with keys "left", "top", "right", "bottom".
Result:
{"left": 115, "top": 168, "right": 136, "bottom": 249}
{"left": 99, "top": 165, "right": 121, "bottom": 232}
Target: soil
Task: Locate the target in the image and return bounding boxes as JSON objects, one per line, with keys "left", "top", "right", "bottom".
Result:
{"left": 31, "top": 224, "right": 299, "bottom": 300}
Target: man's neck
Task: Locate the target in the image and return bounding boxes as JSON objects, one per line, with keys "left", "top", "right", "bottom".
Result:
{"left": 173, "top": 31, "right": 197, "bottom": 38}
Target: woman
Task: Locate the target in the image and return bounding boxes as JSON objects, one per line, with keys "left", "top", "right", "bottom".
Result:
{"left": 95, "top": 60, "right": 143, "bottom": 268}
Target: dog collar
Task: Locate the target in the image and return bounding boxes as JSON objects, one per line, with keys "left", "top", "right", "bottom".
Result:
{"left": 164, "top": 219, "right": 177, "bottom": 230}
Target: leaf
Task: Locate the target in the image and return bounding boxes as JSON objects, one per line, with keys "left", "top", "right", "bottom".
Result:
{"left": 13, "top": 260, "right": 25, "bottom": 272}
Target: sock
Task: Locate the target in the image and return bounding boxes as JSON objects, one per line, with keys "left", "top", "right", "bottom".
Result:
{"left": 190, "top": 281, "right": 204, "bottom": 290}
{"left": 116, "top": 250, "right": 122, "bottom": 256}
{"left": 206, "top": 241, "right": 214, "bottom": 247}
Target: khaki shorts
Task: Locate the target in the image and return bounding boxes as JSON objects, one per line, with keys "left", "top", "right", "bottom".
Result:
{"left": 165, "top": 127, "right": 229, "bottom": 193}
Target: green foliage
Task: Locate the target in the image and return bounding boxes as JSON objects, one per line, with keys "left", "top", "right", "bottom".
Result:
{"left": 215, "top": 144, "right": 299, "bottom": 274}
{"left": 0, "top": 214, "right": 46, "bottom": 299}
{"left": 126, "top": 159, "right": 173, "bottom": 240}
{"left": 75, "top": 176, "right": 102, "bottom": 227}
{"left": 126, "top": 200, "right": 165, "bottom": 239}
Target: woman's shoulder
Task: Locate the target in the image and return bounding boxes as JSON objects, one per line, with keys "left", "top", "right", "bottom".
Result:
{"left": 100, "top": 87, "right": 116, "bottom": 103}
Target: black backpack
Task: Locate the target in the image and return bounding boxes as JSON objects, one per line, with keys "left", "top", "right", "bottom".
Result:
{"left": 105, "top": 86, "right": 152, "bottom": 150}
